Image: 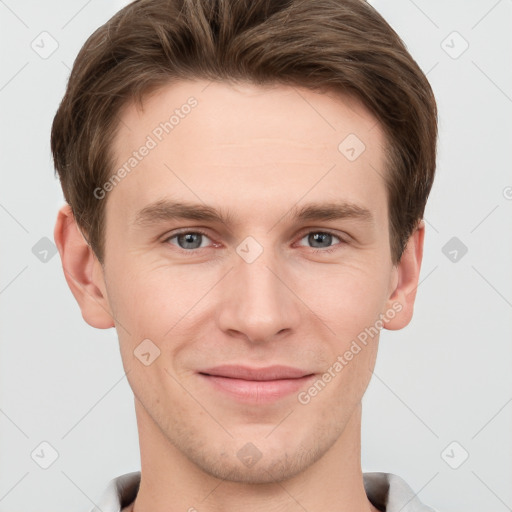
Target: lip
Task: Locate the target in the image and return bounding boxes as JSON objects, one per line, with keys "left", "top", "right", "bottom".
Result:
{"left": 198, "top": 365, "right": 315, "bottom": 403}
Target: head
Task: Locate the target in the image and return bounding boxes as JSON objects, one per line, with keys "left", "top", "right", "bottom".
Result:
{"left": 52, "top": 0, "right": 436, "bottom": 484}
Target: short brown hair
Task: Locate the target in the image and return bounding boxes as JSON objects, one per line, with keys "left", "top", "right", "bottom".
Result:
{"left": 51, "top": 0, "right": 437, "bottom": 264}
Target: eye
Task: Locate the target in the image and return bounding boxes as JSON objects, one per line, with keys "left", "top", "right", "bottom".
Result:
{"left": 165, "top": 230, "right": 214, "bottom": 251}
{"left": 163, "top": 229, "right": 346, "bottom": 254}
{"left": 297, "top": 231, "right": 344, "bottom": 253}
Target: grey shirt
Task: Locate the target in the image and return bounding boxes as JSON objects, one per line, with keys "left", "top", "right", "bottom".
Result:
{"left": 90, "top": 471, "right": 438, "bottom": 512}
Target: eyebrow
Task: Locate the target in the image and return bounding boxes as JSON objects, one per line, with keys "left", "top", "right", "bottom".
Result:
{"left": 133, "top": 199, "right": 373, "bottom": 228}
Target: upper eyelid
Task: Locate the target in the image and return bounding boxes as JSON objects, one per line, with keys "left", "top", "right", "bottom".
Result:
{"left": 165, "top": 228, "right": 213, "bottom": 242}
{"left": 296, "top": 228, "right": 344, "bottom": 239}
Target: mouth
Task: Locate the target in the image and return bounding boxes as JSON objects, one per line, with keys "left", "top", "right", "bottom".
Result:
{"left": 198, "top": 365, "right": 316, "bottom": 403}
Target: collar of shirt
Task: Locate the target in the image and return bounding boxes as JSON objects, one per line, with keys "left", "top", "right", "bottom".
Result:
{"left": 89, "top": 471, "right": 438, "bottom": 512}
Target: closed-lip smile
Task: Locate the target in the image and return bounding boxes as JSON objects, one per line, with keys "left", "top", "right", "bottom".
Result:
{"left": 198, "top": 365, "right": 315, "bottom": 403}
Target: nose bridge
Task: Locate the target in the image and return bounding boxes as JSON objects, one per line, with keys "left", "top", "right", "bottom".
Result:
{"left": 217, "top": 240, "right": 300, "bottom": 342}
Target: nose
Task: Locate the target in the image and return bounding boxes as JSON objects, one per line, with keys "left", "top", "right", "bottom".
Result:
{"left": 216, "top": 245, "right": 301, "bottom": 344}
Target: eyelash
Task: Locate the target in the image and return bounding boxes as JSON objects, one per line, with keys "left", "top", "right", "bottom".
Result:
{"left": 163, "top": 229, "right": 346, "bottom": 255}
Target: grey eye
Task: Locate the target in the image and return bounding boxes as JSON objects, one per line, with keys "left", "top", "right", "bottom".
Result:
{"left": 169, "top": 232, "right": 211, "bottom": 250}
{"left": 299, "top": 232, "right": 341, "bottom": 249}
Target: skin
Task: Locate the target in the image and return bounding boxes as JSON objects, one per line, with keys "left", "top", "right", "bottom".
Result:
{"left": 54, "top": 80, "right": 424, "bottom": 512}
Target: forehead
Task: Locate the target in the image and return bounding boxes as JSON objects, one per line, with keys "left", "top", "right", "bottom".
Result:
{"left": 107, "top": 80, "right": 388, "bottom": 228}
{"left": 116, "top": 79, "right": 382, "bottom": 151}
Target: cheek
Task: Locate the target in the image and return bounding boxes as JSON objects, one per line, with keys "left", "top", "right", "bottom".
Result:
{"left": 105, "top": 261, "right": 189, "bottom": 331}
{"left": 294, "top": 259, "right": 390, "bottom": 340}
{"left": 105, "top": 261, "right": 223, "bottom": 376}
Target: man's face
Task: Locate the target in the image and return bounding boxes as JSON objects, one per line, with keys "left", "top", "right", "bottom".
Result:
{"left": 100, "top": 80, "right": 400, "bottom": 482}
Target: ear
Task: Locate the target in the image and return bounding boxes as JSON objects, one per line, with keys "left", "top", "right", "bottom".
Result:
{"left": 383, "top": 220, "right": 425, "bottom": 330}
{"left": 54, "top": 204, "right": 115, "bottom": 329}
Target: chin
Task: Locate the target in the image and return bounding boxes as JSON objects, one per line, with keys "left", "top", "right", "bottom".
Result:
{"left": 185, "top": 440, "right": 328, "bottom": 485}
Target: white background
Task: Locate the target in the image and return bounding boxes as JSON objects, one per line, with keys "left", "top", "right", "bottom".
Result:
{"left": 0, "top": 1, "right": 511, "bottom": 511}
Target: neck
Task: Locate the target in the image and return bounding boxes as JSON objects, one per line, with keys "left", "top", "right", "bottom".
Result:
{"left": 130, "top": 399, "right": 378, "bottom": 512}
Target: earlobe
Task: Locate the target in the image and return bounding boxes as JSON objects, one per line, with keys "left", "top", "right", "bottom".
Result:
{"left": 383, "top": 220, "right": 425, "bottom": 331}
{"left": 54, "top": 204, "right": 115, "bottom": 329}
